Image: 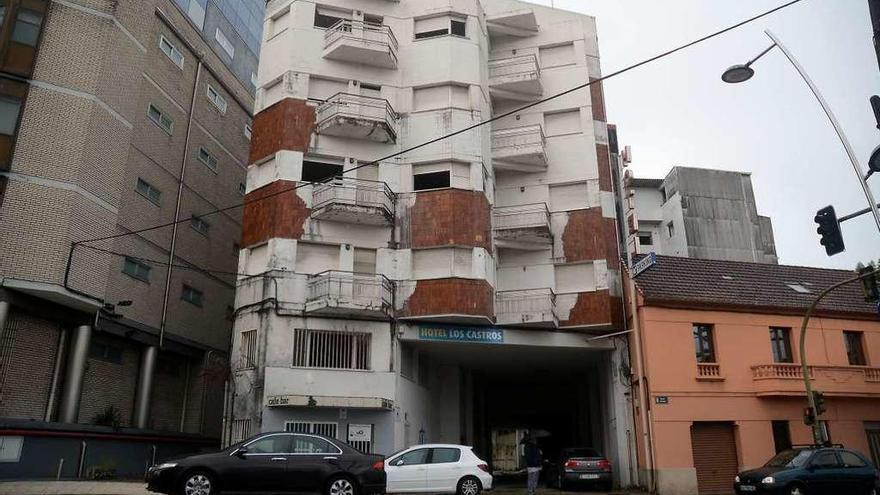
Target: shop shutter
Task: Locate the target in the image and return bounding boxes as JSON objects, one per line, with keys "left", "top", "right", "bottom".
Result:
{"left": 691, "top": 422, "right": 738, "bottom": 494}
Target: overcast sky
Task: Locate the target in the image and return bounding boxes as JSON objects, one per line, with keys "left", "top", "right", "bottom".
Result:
{"left": 523, "top": 0, "right": 880, "bottom": 270}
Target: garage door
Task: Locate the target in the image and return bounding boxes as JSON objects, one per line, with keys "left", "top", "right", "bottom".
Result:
{"left": 691, "top": 422, "right": 738, "bottom": 494}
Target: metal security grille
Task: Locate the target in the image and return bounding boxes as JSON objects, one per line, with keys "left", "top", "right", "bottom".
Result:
{"left": 691, "top": 422, "right": 738, "bottom": 494}
{"left": 285, "top": 421, "right": 339, "bottom": 439}
{"left": 348, "top": 424, "right": 373, "bottom": 453}
{"left": 239, "top": 330, "right": 257, "bottom": 369}
{"left": 0, "top": 315, "right": 19, "bottom": 398}
{"left": 292, "top": 329, "right": 370, "bottom": 370}
{"left": 231, "top": 419, "right": 252, "bottom": 444}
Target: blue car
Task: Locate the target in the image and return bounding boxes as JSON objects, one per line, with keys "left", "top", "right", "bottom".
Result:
{"left": 734, "top": 446, "right": 879, "bottom": 495}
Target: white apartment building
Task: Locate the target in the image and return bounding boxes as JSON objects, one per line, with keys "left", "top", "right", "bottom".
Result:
{"left": 230, "top": 0, "right": 634, "bottom": 488}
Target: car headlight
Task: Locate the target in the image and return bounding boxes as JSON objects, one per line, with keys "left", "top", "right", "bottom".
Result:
{"left": 156, "top": 462, "right": 178, "bottom": 469}
{"left": 761, "top": 476, "right": 775, "bottom": 484}
{"left": 734, "top": 475, "right": 740, "bottom": 483}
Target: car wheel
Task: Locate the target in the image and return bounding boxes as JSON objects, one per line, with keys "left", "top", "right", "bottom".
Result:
{"left": 457, "top": 476, "right": 482, "bottom": 495}
{"left": 327, "top": 476, "right": 357, "bottom": 495}
{"left": 787, "top": 484, "right": 807, "bottom": 495}
{"left": 181, "top": 470, "right": 217, "bottom": 495}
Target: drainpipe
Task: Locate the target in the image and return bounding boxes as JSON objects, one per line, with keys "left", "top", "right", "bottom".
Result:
{"left": 45, "top": 328, "right": 69, "bottom": 421}
{"left": 627, "top": 274, "right": 655, "bottom": 491}
{"left": 58, "top": 324, "right": 92, "bottom": 424}
{"left": 159, "top": 60, "right": 203, "bottom": 348}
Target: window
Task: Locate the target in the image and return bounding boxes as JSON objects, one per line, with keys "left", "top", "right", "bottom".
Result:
{"left": 239, "top": 183, "right": 246, "bottom": 195}
{"left": 148, "top": 104, "right": 173, "bottom": 134}
{"left": 844, "top": 331, "right": 867, "bottom": 365}
{"left": 214, "top": 28, "right": 234, "bottom": 58}
{"left": 637, "top": 232, "right": 652, "bottom": 247}
{"left": 394, "top": 448, "right": 430, "bottom": 466}
{"left": 286, "top": 421, "right": 338, "bottom": 438}
{"left": 414, "top": 15, "right": 466, "bottom": 39}
{"left": 291, "top": 329, "right": 371, "bottom": 370}
{"left": 190, "top": 215, "right": 210, "bottom": 236}
{"left": 417, "top": 353, "right": 430, "bottom": 388}
{"left": 0, "top": 96, "right": 21, "bottom": 136}
{"left": 246, "top": 435, "right": 291, "bottom": 454}
{"left": 666, "top": 221, "right": 675, "bottom": 238}
{"left": 159, "top": 35, "right": 184, "bottom": 68}
{"left": 400, "top": 344, "right": 415, "bottom": 379}
{"left": 206, "top": 85, "right": 227, "bottom": 114}
{"left": 198, "top": 147, "right": 218, "bottom": 171}
{"left": 431, "top": 448, "right": 461, "bottom": 464}
{"left": 136, "top": 178, "right": 161, "bottom": 205}
{"left": 239, "top": 329, "right": 257, "bottom": 369}
{"left": 89, "top": 341, "right": 123, "bottom": 364}
{"left": 771, "top": 421, "right": 791, "bottom": 454}
{"left": 313, "top": 7, "right": 348, "bottom": 29}
{"left": 544, "top": 109, "right": 581, "bottom": 136}
{"left": 181, "top": 284, "right": 204, "bottom": 307}
{"left": 244, "top": 123, "right": 252, "bottom": 140}
{"left": 0, "top": 6, "right": 6, "bottom": 25}
{"left": 770, "top": 327, "right": 794, "bottom": 363}
{"left": 413, "top": 171, "right": 450, "bottom": 191}
{"left": 302, "top": 160, "right": 343, "bottom": 182}
{"left": 233, "top": 242, "right": 240, "bottom": 256}
{"left": 0, "top": 437, "right": 23, "bottom": 463}
{"left": 122, "top": 257, "right": 151, "bottom": 282}
{"left": 292, "top": 435, "right": 338, "bottom": 454}
{"left": 12, "top": 9, "right": 42, "bottom": 46}
{"left": 693, "top": 324, "right": 716, "bottom": 363}
{"left": 811, "top": 451, "right": 840, "bottom": 469}
{"left": 839, "top": 450, "right": 868, "bottom": 468}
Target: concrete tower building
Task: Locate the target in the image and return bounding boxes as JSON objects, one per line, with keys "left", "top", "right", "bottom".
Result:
{"left": 0, "top": 0, "right": 262, "bottom": 478}
{"left": 233, "top": 0, "right": 631, "bottom": 486}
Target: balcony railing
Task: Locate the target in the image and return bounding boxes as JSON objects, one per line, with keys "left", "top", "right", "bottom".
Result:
{"left": 496, "top": 288, "right": 558, "bottom": 327}
{"left": 312, "top": 177, "right": 395, "bottom": 226}
{"left": 324, "top": 19, "right": 399, "bottom": 69}
{"left": 489, "top": 54, "right": 542, "bottom": 99}
{"left": 492, "top": 125, "right": 547, "bottom": 171}
{"left": 751, "top": 363, "right": 880, "bottom": 397}
{"left": 696, "top": 363, "right": 724, "bottom": 380}
{"left": 493, "top": 203, "right": 552, "bottom": 249}
{"left": 306, "top": 271, "right": 394, "bottom": 319}
{"left": 316, "top": 93, "right": 399, "bottom": 144}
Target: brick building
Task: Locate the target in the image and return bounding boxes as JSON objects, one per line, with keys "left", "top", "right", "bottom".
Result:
{"left": 627, "top": 255, "right": 880, "bottom": 495}
{"left": 230, "top": 0, "right": 633, "bottom": 488}
{"left": 0, "top": 0, "right": 262, "bottom": 478}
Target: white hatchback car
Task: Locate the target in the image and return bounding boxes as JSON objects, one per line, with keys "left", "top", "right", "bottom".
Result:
{"left": 385, "top": 444, "right": 493, "bottom": 495}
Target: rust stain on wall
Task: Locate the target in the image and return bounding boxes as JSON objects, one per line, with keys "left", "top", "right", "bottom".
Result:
{"left": 248, "top": 98, "right": 316, "bottom": 164}
{"left": 561, "top": 209, "right": 619, "bottom": 265}
{"left": 406, "top": 189, "right": 492, "bottom": 251}
{"left": 561, "top": 290, "right": 622, "bottom": 328}
{"left": 589, "top": 78, "right": 606, "bottom": 123}
{"left": 401, "top": 278, "right": 494, "bottom": 320}
{"left": 241, "top": 180, "right": 309, "bottom": 247}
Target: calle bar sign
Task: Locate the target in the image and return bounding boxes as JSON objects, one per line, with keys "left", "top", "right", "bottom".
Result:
{"left": 419, "top": 326, "right": 504, "bottom": 344}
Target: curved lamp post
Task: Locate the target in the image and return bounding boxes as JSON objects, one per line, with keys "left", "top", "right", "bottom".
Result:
{"left": 722, "top": 29, "right": 880, "bottom": 234}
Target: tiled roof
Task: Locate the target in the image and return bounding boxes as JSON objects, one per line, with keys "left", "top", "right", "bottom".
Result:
{"left": 631, "top": 255, "right": 879, "bottom": 318}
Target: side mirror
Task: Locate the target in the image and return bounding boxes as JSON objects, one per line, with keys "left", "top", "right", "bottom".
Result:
{"left": 393, "top": 459, "right": 405, "bottom": 467}
{"left": 236, "top": 447, "right": 249, "bottom": 458}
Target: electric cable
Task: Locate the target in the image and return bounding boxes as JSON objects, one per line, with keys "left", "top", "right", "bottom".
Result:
{"left": 72, "top": 0, "right": 804, "bottom": 248}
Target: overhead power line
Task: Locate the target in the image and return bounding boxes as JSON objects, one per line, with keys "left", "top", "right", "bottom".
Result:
{"left": 72, "top": 0, "right": 803, "bottom": 248}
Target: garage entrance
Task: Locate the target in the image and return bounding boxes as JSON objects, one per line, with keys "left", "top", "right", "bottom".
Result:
{"left": 691, "top": 422, "right": 738, "bottom": 495}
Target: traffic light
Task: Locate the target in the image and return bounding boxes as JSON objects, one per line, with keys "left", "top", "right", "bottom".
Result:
{"left": 857, "top": 263, "right": 880, "bottom": 302}
{"left": 814, "top": 206, "right": 845, "bottom": 256}
{"left": 812, "top": 391, "right": 827, "bottom": 416}
{"left": 803, "top": 407, "right": 816, "bottom": 426}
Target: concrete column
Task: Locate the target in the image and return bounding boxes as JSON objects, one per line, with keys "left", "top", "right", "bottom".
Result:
{"left": 0, "top": 301, "right": 9, "bottom": 336}
{"left": 59, "top": 324, "right": 92, "bottom": 424}
{"left": 133, "top": 345, "right": 158, "bottom": 429}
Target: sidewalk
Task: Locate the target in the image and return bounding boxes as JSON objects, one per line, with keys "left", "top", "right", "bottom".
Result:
{"left": 0, "top": 481, "right": 150, "bottom": 495}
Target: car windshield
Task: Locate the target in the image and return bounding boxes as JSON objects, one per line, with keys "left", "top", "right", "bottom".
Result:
{"left": 765, "top": 449, "right": 813, "bottom": 468}
{"left": 566, "top": 448, "right": 601, "bottom": 458}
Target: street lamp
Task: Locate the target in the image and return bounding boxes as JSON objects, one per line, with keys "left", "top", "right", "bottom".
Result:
{"left": 723, "top": 29, "right": 880, "bottom": 234}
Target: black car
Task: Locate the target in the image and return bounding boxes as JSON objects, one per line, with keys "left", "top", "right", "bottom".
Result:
{"left": 545, "top": 447, "right": 612, "bottom": 491}
{"left": 146, "top": 431, "right": 386, "bottom": 495}
{"left": 734, "top": 446, "right": 879, "bottom": 495}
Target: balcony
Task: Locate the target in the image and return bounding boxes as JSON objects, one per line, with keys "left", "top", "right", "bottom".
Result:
{"left": 496, "top": 288, "right": 558, "bottom": 328}
{"left": 696, "top": 363, "right": 724, "bottom": 381}
{"left": 487, "top": 9, "right": 538, "bottom": 38}
{"left": 316, "top": 93, "right": 399, "bottom": 144}
{"left": 752, "top": 363, "right": 880, "bottom": 397}
{"left": 312, "top": 178, "right": 395, "bottom": 226}
{"left": 306, "top": 271, "right": 394, "bottom": 319}
{"left": 493, "top": 203, "right": 552, "bottom": 250}
{"left": 489, "top": 55, "right": 542, "bottom": 101}
{"left": 492, "top": 125, "right": 547, "bottom": 172}
{"left": 323, "top": 19, "right": 399, "bottom": 69}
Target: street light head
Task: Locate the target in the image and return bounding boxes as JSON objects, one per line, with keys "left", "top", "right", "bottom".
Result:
{"left": 722, "top": 64, "right": 755, "bottom": 84}
{"left": 869, "top": 144, "right": 880, "bottom": 173}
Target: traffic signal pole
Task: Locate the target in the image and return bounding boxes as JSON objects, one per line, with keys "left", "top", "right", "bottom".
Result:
{"left": 798, "top": 267, "right": 880, "bottom": 445}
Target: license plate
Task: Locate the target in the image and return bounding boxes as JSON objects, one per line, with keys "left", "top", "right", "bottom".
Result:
{"left": 739, "top": 485, "right": 756, "bottom": 492}
{"left": 579, "top": 474, "right": 600, "bottom": 480}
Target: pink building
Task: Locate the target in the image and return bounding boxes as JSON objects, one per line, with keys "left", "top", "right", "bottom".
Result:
{"left": 627, "top": 255, "right": 880, "bottom": 495}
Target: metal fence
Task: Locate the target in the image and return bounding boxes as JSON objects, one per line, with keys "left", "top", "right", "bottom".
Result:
{"left": 496, "top": 288, "right": 557, "bottom": 318}
{"left": 307, "top": 271, "right": 394, "bottom": 309}
{"left": 489, "top": 54, "right": 540, "bottom": 81}
{"left": 492, "top": 124, "right": 546, "bottom": 152}
{"left": 324, "top": 19, "right": 399, "bottom": 63}
{"left": 493, "top": 203, "right": 551, "bottom": 231}
{"left": 316, "top": 93, "right": 399, "bottom": 133}
{"left": 291, "top": 328, "right": 371, "bottom": 370}
{"left": 312, "top": 177, "right": 395, "bottom": 217}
